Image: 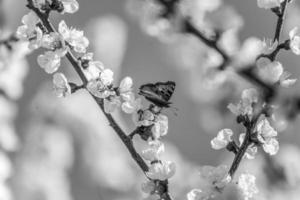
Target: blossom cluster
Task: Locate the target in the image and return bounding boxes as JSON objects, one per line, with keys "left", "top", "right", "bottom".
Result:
{"left": 205, "top": 88, "right": 279, "bottom": 198}
{"left": 16, "top": 0, "right": 142, "bottom": 114}
{"left": 16, "top": 1, "right": 176, "bottom": 200}
{"left": 138, "top": 110, "right": 176, "bottom": 199}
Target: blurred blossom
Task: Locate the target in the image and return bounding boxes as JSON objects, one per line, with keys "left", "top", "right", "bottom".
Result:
{"left": 14, "top": 124, "right": 74, "bottom": 200}
{"left": 37, "top": 51, "right": 63, "bottom": 74}
{"left": 179, "top": 0, "right": 222, "bottom": 28}
{"left": 233, "top": 37, "right": 263, "bottom": 67}
{"left": 238, "top": 173, "right": 259, "bottom": 200}
{"left": 0, "top": 37, "right": 29, "bottom": 99}
{"left": 127, "top": 0, "right": 182, "bottom": 42}
{"left": 218, "top": 29, "right": 240, "bottom": 56}
{"left": 0, "top": 28, "right": 29, "bottom": 200}
{"left": 0, "top": 123, "right": 19, "bottom": 151}
{"left": 61, "top": 0, "right": 79, "bottom": 14}
{"left": 204, "top": 5, "right": 244, "bottom": 32}
{"left": 0, "top": 151, "right": 12, "bottom": 181}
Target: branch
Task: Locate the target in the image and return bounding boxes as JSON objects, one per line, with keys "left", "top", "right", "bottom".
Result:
{"left": 273, "top": 0, "right": 289, "bottom": 43}
{"left": 26, "top": 0, "right": 149, "bottom": 174}
{"left": 258, "top": 39, "right": 290, "bottom": 61}
{"left": 228, "top": 108, "right": 265, "bottom": 178}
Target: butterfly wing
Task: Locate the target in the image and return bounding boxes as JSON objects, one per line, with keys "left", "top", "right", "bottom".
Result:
{"left": 139, "top": 81, "right": 175, "bottom": 108}
{"left": 154, "top": 81, "right": 175, "bottom": 102}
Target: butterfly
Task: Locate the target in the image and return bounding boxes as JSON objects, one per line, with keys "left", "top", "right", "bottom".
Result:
{"left": 139, "top": 81, "right": 176, "bottom": 108}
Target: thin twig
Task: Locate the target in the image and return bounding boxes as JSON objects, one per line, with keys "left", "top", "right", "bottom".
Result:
{"left": 273, "top": 0, "right": 289, "bottom": 43}
{"left": 258, "top": 39, "right": 290, "bottom": 61}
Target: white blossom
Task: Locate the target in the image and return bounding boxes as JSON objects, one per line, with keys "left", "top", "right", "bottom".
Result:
{"left": 83, "top": 60, "right": 104, "bottom": 81}
{"left": 0, "top": 123, "right": 19, "bottom": 151}
{"left": 146, "top": 161, "right": 176, "bottom": 181}
{"left": 289, "top": 27, "right": 300, "bottom": 55}
{"left": 279, "top": 71, "right": 297, "bottom": 88}
{"left": 257, "top": 0, "right": 284, "bottom": 9}
{"left": 41, "top": 32, "right": 66, "bottom": 50}
{"left": 58, "top": 20, "right": 89, "bottom": 53}
{"left": 228, "top": 88, "right": 258, "bottom": 116}
{"left": 119, "top": 76, "right": 138, "bottom": 113}
{"left": 119, "top": 76, "right": 133, "bottom": 94}
{"left": 86, "top": 68, "right": 114, "bottom": 99}
{"left": 52, "top": 73, "right": 71, "bottom": 97}
{"left": 0, "top": 152, "right": 12, "bottom": 181}
{"left": 121, "top": 97, "right": 142, "bottom": 114}
{"left": 16, "top": 11, "right": 43, "bottom": 50}
{"left": 238, "top": 173, "right": 258, "bottom": 200}
{"left": 99, "top": 69, "right": 114, "bottom": 86}
{"left": 256, "top": 119, "right": 279, "bottom": 155}
{"left": 211, "top": 129, "right": 233, "bottom": 150}
{"left": 132, "top": 109, "right": 155, "bottom": 126}
{"left": 37, "top": 51, "right": 62, "bottom": 74}
{"left": 61, "top": 0, "right": 79, "bottom": 14}
{"left": 87, "top": 80, "right": 111, "bottom": 98}
{"left": 103, "top": 96, "right": 121, "bottom": 113}
{"left": 199, "top": 165, "right": 231, "bottom": 189}
{"left": 141, "top": 140, "right": 165, "bottom": 161}
{"left": 152, "top": 114, "right": 168, "bottom": 139}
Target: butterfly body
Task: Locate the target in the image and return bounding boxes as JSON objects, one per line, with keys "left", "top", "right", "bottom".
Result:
{"left": 139, "top": 81, "right": 176, "bottom": 108}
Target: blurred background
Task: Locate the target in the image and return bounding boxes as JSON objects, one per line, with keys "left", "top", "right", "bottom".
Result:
{"left": 1, "top": 0, "right": 300, "bottom": 200}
